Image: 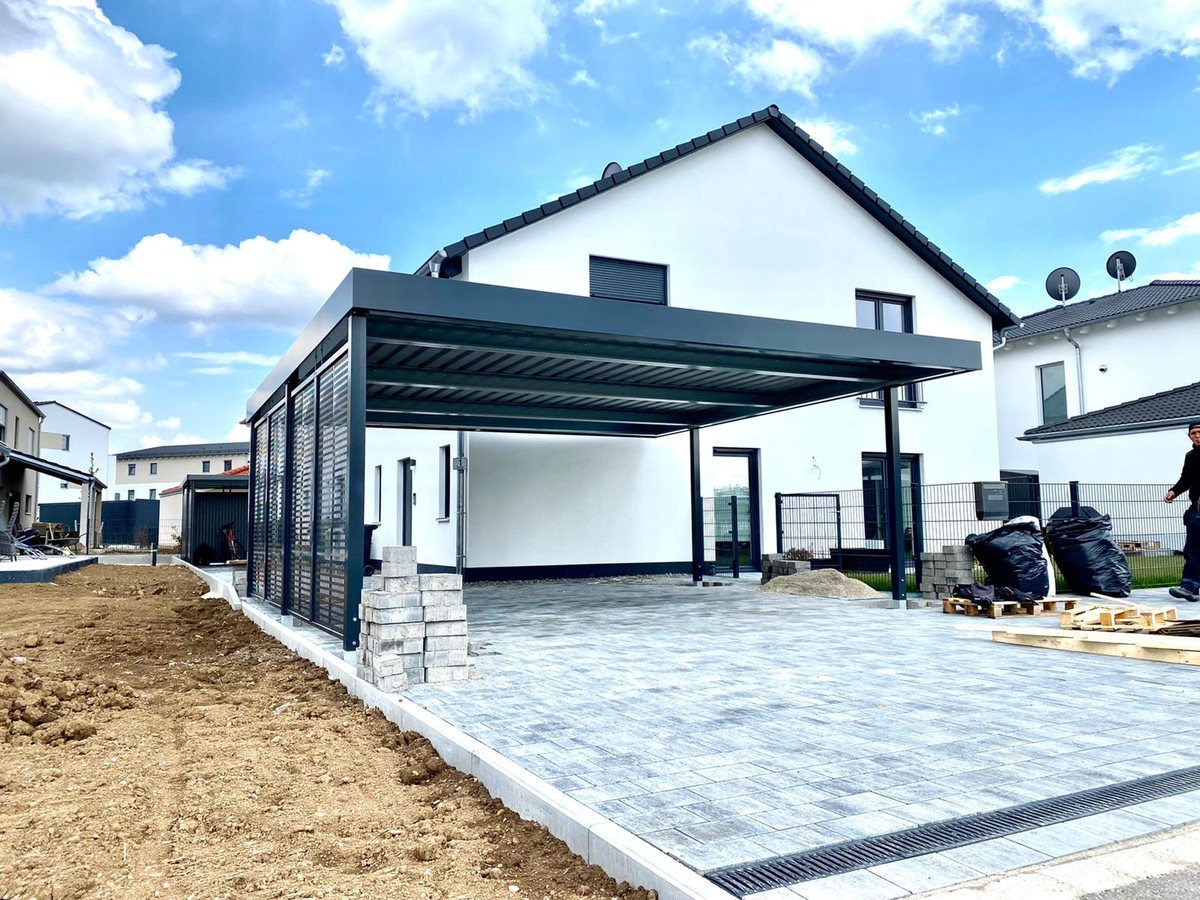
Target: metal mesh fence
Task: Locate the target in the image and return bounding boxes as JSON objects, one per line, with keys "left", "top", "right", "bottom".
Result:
{"left": 777, "top": 481, "right": 1186, "bottom": 590}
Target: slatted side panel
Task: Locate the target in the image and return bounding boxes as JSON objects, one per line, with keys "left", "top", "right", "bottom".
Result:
{"left": 314, "top": 353, "right": 349, "bottom": 634}
{"left": 250, "top": 419, "right": 269, "bottom": 599}
{"left": 589, "top": 255, "right": 667, "bottom": 305}
{"left": 289, "top": 379, "right": 317, "bottom": 622}
{"left": 266, "top": 406, "right": 287, "bottom": 608}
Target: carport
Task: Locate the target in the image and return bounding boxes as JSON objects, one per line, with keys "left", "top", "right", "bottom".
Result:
{"left": 1, "top": 449, "right": 105, "bottom": 552}
{"left": 245, "top": 268, "right": 982, "bottom": 653}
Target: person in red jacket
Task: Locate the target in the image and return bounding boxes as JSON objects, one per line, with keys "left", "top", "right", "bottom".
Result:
{"left": 1165, "top": 422, "right": 1200, "bottom": 601}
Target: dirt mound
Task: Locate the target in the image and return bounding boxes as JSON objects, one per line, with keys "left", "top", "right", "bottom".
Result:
{"left": 0, "top": 564, "right": 655, "bottom": 900}
{"left": 761, "top": 569, "right": 883, "bottom": 599}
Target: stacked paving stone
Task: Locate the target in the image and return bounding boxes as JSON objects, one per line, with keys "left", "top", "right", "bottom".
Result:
{"left": 919, "top": 544, "right": 976, "bottom": 601}
{"left": 760, "top": 553, "right": 813, "bottom": 585}
{"left": 356, "top": 546, "right": 469, "bottom": 691}
{"left": 232, "top": 568, "right": 247, "bottom": 596}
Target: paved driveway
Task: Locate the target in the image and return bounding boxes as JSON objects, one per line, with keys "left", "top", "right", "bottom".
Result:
{"left": 404, "top": 580, "right": 1200, "bottom": 899}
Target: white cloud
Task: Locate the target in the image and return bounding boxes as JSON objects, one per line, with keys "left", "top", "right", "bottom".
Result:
{"left": 0, "top": 0, "right": 235, "bottom": 221}
{"left": 226, "top": 423, "right": 250, "bottom": 442}
{"left": 190, "top": 366, "right": 234, "bottom": 376}
{"left": 743, "top": 0, "right": 980, "bottom": 59}
{"left": 124, "top": 353, "right": 169, "bottom": 373}
{"left": 1100, "top": 212, "right": 1200, "bottom": 247}
{"left": 45, "top": 229, "right": 391, "bottom": 332}
{"left": 570, "top": 69, "right": 598, "bottom": 87}
{"left": 324, "top": 0, "right": 556, "bottom": 115}
{"left": 175, "top": 351, "right": 279, "bottom": 367}
{"left": 1165, "top": 152, "right": 1200, "bottom": 176}
{"left": 986, "top": 274, "right": 1021, "bottom": 292}
{"left": 155, "top": 416, "right": 181, "bottom": 431}
{"left": 573, "top": 0, "right": 637, "bottom": 12}
{"left": 689, "top": 34, "right": 824, "bottom": 99}
{"left": 323, "top": 43, "right": 346, "bottom": 66}
{"left": 15, "top": 370, "right": 148, "bottom": 432}
{"left": 912, "top": 103, "right": 961, "bottom": 136}
{"left": 1039, "top": 144, "right": 1161, "bottom": 194}
{"left": 0, "top": 288, "right": 141, "bottom": 372}
{"left": 795, "top": 118, "right": 858, "bottom": 155}
{"left": 139, "top": 433, "right": 206, "bottom": 449}
{"left": 280, "top": 168, "right": 331, "bottom": 206}
{"left": 997, "top": 0, "right": 1200, "bottom": 80}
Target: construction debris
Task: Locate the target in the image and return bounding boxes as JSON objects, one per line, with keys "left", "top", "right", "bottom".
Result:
{"left": 1059, "top": 603, "right": 1178, "bottom": 632}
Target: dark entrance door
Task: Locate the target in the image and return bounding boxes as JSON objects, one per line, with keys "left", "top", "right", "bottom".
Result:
{"left": 712, "top": 448, "right": 762, "bottom": 573}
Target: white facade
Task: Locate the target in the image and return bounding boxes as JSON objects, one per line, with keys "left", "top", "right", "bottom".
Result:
{"left": 995, "top": 296, "right": 1200, "bottom": 474}
{"left": 113, "top": 445, "right": 249, "bottom": 501}
{"left": 364, "top": 124, "right": 1006, "bottom": 575}
{"left": 35, "top": 402, "right": 110, "bottom": 505}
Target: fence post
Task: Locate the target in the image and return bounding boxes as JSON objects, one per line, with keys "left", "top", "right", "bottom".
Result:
{"left": 1069, "top": 481, "right": 1081, "bottom": 517}
{"left": 730, "top": 495, "right": 740, "bottom": 579}
{"left": 774, "top": 492, "right": 783, "bottom": 555}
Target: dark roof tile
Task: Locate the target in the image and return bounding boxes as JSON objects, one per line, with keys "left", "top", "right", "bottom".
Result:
{"left": 1022, "top": 380, "right": 1200, "bottom": 441}
{"left": 1003, "top": 280, "right": 1200, "bottom": 340}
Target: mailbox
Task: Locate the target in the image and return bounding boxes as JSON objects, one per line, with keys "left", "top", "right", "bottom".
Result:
{"left": 974, "top": 481, "right": 1009, "bottom": 520}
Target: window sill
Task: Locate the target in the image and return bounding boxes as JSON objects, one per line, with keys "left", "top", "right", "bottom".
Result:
{"left": 436, "top": 516, "right": 451, "bottom": 523}
{"left": 857, "top": 398, "right": 926, "bottom": 410}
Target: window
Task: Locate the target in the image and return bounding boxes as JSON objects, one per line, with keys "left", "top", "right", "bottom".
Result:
{"left": 589, "top": 256, "right": 668, "bottom": 305}
{"left": 373, "top": 464, "right": 383, "bottom": 522}
{"left": 113, "top": 493, "right": 119, "bottom": 501}
{"left": 25, "top": 494, "right": 31, "bottom": 515}
{"left": 1038, "top": 362, "right": 1068, "bottom": 426}
{"left": 438, "top": 445, "right": 451, "bottom": 519}
{"left": 13, "top": 416, "right": 19, "bottom": 444}
{"left": 127, "top": 490, "right": 135, "bottom": 500}
{"left": 60, "top": 481, "right": 68, "bottom": 489}
{"left": 0, "top": 404, "right": 6, "bottom": 444}
{"left": 62, "top": 434, "right": 70, "bottom": 451}
{"left": 149, "top": 462, "right": 157, "bottom": 475}
{"left": 223, "top": 459, "right": 232, "bottom": 471}
{"left": 27, "top": 427, "right": 34, "bottom": 453}
{"left": 149, "top": 488, "right": 157, "bottom": 500}
{"left": 202, "top": 460, "right": 211, "bottom": 473}
{"left": 855, "top": 290, "right": 920, "bottom": 405}
{"left": 128, "top": 463, "right": 136, "bottom": 476}
{"left": 862, "top": 453, "right": 921, "bottom": 546}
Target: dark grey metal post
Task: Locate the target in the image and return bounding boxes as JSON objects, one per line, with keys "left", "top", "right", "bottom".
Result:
{"left": 343, "top": 315, "right": 368, "bottom": 652}
{"left": 280, "top": 380, "right": 295, "bottom": 618}
{"left": 1069, "top": 481, "right": 1081, "bottom": 517}
{"left": 689, "top": 427, "right": 704, "bottom": 583}
{"left": 883, "top": 387, "right": 907, "bottom": 607}
{"left": 730, "top": 494, "right": 740, "bottom": 579}
{"left": 774, "top": 492, "right": 783, "bottom": 554}
{"left": 246, "top": 422, "right": 257, "bottom": 595}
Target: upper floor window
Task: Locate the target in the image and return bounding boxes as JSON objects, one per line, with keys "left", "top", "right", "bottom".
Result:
{"left": 26, "top": 427, "right": 34, "bottom": 453}
{"left": 61, "top": 434, "right": 70, "bottom": 451}
{"left": 150, "top": 462, "right": 157, "bottom": 475}
{"left": 0, "top": 404, "right": 6, "bottom": 444}
{"left": 439, "top": 445, "right": 452, "bottom": 520}
{"left": 223, "top": 459, "right": 232, "bottom": 471}
{"left": 202, "top": 460, "right": 211, "bottom": 473}
{"left": 128, "top": 463, "right": 136, "bottom": 476}
{"left": 855, "top": 290, "right": 920, "bottom": 405}
{"left": 589, "top": 256, "right": 667, "bottom": 305}
{"left": 127, "top": 490, "right": 135, "bottom": 500}
{"left": 1039, "top": 362, "right": 1068, "bottom": 425}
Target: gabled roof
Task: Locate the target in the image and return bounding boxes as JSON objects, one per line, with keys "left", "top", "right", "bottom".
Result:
{"left": 115, "top": 441, "right": 249, "bottom": 461}
{"left": 0, "top": 372, "right": 45, "bottom": 419}
{"left": 1021, "top": 380, "right": 1200, "bottom": 442}
{"left": 35, "top": 400, "right": 112, "bottom": 431}
{"left": 416, "top": 104, "right": 1019, "bottom": 331}
{"left": 1001, "top": 280, "right": 1200, "bottom": 341}
{"left": 161, "top": 464, "right": 250, "bottom": 497}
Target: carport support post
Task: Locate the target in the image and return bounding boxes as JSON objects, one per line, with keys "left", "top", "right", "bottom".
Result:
{"left": 280, "top": 380, "right": 295, "bottom": 619}
{"left": 883, "top": 387, "right": 907, "bottom": 607}
{"left": 342, "top": 314, "right": 368, "bottom": 654}
{"left": 689, "top": 427, "right": 704, "bottom": 583}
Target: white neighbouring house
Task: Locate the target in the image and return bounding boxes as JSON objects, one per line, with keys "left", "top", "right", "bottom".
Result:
{"left": 34, "top": 402, "right": 111, "bottom": 506}
{"left": 360, "top": 106, "right": 1020, "bottom": 578}
{"left": 994, "top": 279, "right": 1200, "bottom": 483}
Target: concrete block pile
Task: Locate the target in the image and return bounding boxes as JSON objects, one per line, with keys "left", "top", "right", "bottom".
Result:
{"left": 919, "top": 544, "right": 976, "bottom": 601}
{"left": 356, "top": 546, "right": 469, "bottom": 691}
{"left": 760, "top": 553, "right": 812, "bottom": 585}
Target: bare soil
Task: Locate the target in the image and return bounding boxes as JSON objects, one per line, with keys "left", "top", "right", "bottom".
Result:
{"left": 0, "top": 565, "right": 654, "bottom": 900}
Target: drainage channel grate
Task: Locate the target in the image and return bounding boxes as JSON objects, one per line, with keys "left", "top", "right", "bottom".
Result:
{"left": 706, "top": 763, "right": 1200, "bottom": 896}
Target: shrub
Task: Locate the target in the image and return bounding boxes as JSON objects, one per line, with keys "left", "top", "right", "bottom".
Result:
{"left": 784, "top": 547, "right": 812, "bottom": 561}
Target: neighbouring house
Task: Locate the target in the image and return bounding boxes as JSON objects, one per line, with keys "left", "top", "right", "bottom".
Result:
{"left": 112, "top": 441, "right": 249, "bottom": 505}
{"left": 994, "top": 279, "right": 1200, "bottom": 479}
{"left": 35, "top": 401, "right": 111, "bottom": 506}
{"left": 1, "top": 372, "right": 105, "bottom": 545}
{"left": 244, "top": 105, "right": 1019, "bottom": 650}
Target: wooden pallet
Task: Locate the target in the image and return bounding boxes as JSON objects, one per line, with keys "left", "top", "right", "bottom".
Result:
{"left": 1117, "top": 539, "right": 1161, "bottom": 553}
{"left": 987, "top": 627, "right": 1200, "bottom": 666}
{"left": 1060, "top": 603, "right": 1177, "bottom": 632}
{"left": 943, "top": 597, "right": 1077, "bottom": 618}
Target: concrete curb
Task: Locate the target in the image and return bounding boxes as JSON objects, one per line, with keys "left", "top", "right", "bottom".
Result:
{"left": 176, "top": 560, "right": 732, "bottom": 900}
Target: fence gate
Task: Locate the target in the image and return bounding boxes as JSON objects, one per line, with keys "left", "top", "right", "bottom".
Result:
{"left": 776, "top": 493, "right": 843, "bottom": 566}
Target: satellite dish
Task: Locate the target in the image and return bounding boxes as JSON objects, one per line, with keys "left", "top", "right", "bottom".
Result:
{"left": 1106, "top": 250, "right": 1136, "bottom": 288}
{"left": 601, "top": 161, "right": 622, "bottom": 179}
{"left": 1045, "top": 267, "right": 1080, "bottom": 303}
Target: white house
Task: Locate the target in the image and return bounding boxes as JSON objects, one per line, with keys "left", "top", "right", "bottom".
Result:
{"left": 994, "top": 279, "right": 1200, "bottom": 478}
{"left": 35, "top": 401, "right": 111, "bottom": 505}
{"left": 112, "top": 442, "right": 250, "bottom": 503}
{"left": 357, "top": 105, "right": 1019, "bottom": 578}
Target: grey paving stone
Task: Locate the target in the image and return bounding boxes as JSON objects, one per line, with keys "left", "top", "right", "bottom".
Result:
{"left": 751, "top": 822, "right": 854, "bottom": 856}
{"left": 825, "top": 810, "right": 920, "bottom": 839}
{"left": 868, "top": 852, "right": 988, "bottom": 892}
{"left": 791, "top": 868, "right": 911, "bottom": 900}
{"left": 940, "top": 836, "right": 1053, "bottom": 874}
{"left": 811, "top": 791, "right": 900, "bottom": 817}
{"left": 747, "top": 803, "right": 843, "bottom": 831}
{"left": 621, "top": 787, "right": 709, "bottom": 813}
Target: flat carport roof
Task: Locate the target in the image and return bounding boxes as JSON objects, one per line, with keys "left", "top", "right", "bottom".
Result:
{"left": 246, "top": 268, "right": 983, "bottom": 651}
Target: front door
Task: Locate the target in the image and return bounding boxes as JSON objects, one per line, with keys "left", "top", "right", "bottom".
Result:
{"left": 712, "top": 448, "right": 762, "bottom": 572}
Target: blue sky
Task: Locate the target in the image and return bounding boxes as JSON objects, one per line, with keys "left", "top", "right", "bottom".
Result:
{"left": 2, "top": 0, "right": 1199, "bottom": 453}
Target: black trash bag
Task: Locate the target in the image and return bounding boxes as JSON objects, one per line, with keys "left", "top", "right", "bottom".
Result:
{"left": 964, "top": 521, "right": 1050, "bottom": 598}
{"left": 193, "top": 542, "right": 217, "bottom": 567}
{"left": 953, "top": 583, "right": 995, "bottom": 606}
{"left": 1043, "top": 515, "right": 1132, "bottom": 598}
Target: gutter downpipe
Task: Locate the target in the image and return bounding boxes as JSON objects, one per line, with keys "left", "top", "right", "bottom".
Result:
{"left": 455, "top": 431, "right": 467, "bottom": 577}
{"left": 1063, "top": 327, "right": 1085, "bottom": 415}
